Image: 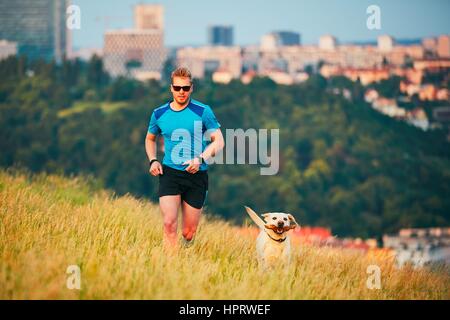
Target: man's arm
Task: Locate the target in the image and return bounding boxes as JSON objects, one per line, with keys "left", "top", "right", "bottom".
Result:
{"left": 183, "top": 128, "right": 224, "bottom": 174}
{"left": 145, "top": 132, "right": 163, "bottom": 175}
{"left": 145, "top": 132, "right": 157, "bottom": 161}
{"left": 201, "top": 128, "right": 225, "bottom": 162}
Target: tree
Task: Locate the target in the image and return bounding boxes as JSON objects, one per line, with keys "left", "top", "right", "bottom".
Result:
{"left": 87, "top": 54, "right": 109, "bottom": 88}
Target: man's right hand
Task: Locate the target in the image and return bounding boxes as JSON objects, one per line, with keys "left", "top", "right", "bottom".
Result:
{"left": 149, "top": 161, "right": 163, "bottom": 176}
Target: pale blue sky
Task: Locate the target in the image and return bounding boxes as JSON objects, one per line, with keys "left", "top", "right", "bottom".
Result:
{"left": 71, "top": 0, "right": 450, "bottom": 49}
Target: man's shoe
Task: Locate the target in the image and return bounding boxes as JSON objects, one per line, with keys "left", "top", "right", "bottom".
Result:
{"left": 181, "top": 236, "right": 195, "bottom": 248}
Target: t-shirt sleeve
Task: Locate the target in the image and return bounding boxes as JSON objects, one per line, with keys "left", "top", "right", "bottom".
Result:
{"left": 202, "top": 106, "right": 221, "bottom": 130}
{"left": 147, "top": 111, "right": 161, "bottom": 135}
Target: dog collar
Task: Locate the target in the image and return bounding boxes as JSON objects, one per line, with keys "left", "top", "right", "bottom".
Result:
{"left": 266, "top": 232, "right": 286, "bottom": 243}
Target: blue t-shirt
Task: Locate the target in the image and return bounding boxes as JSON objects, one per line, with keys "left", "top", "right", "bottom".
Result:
{"left": 148, "top": 99, "right": 221, "bottom": 171}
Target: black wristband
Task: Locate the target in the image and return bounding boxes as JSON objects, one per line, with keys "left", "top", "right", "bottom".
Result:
{"left": 149, "top": 159, "right": 159, "bottom": 167}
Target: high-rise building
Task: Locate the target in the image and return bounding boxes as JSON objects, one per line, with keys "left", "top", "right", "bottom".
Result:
{"left": 208, "top": 25, "right": 233, "bottom": 46}
{"left": 0, "top": 0, "right": 69, "bottom": 62}
{"left": 104, "top": 29, "right": 166, "bottom": 79}
{"left": 134, "top": 4, "right": 163, "bottom": 30}
{"left": 103, "top": 4, "right": 166, "bottom": 80}
{"left": 273, "top": 31, "right": 301, "bottom": 46}
{"left": 437, "top": 34, "right": 450, "bottom": 58}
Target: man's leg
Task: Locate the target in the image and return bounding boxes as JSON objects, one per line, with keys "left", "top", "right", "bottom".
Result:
{"left": 159, "top": 195, "right": 181, "bottom": 247}
{"left": 181, "top": 200, "right": 202, "bottom": 243}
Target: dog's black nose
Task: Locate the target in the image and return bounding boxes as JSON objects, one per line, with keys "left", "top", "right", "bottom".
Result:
{"left": 277, "top": 221, "right": 284, "bottom": 227}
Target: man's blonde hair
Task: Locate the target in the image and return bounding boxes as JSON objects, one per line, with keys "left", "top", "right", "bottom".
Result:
{"left": 171, "top": 67, "right": 192, "bottom": 84}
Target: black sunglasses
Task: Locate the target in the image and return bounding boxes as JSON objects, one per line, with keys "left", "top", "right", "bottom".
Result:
{"left": 171, "top": 85, "right": 191, "bottom": 92}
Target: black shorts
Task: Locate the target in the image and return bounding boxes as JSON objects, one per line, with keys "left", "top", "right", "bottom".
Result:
{"left": 158, "top": 165, "right": 208, "bottom": 209}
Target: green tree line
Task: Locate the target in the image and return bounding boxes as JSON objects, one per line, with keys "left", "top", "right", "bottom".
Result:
{"left": 1, "top": 55, "right": 449, "bottom": 238}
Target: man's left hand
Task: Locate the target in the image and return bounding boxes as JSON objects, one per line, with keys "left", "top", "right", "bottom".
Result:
{"left": 182, "top": 157, "right": 201, "bottom": 174}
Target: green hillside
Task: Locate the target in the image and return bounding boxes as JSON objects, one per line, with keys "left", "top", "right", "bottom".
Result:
{"left": 0, "top": 56, "right": 449, "bottom": 238}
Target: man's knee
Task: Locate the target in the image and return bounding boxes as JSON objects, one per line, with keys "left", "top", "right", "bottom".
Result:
{"left": 182, "top": 227, "right": 196, "bottom": 241}
{"left": 163, "top": 219, "right": 177, "bottom": 233}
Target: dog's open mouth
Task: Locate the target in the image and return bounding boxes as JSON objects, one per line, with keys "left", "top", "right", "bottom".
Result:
{"left": 265, "top": 224, "right": 297, "bottom": 234}
{"left": 265, "top": 224, "right": 287, "bottom": 234}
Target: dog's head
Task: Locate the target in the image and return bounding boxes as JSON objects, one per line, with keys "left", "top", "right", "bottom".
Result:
{"left": 262, "top": 212, "right": 298, "bottom": 235}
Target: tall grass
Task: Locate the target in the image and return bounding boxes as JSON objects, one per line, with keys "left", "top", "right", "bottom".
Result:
{"left": 0, "top": 169, "right": 448, "bottom": 299}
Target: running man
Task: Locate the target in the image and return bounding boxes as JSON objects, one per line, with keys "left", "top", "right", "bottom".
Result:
{"left": 145, "top": 67, "right": 225, "bottom": 249}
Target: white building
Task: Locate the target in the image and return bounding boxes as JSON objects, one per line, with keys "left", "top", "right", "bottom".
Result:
{"left": 260, "top": 34, "right": 278, "bottom": 51}
{"left": 104, "top": 29, "right": 166, "bottom": 79}
{"left": 372, "top": 98, "right": 406, "bottom": 118}
{"left": 378, "top": 35, "right": 395, "bottom": 52}
{"left": 176, "top": 46, "right": 242, "bottom": 80}
{"left": 406, "top": 108, "right": 429, "bottom": 131}
{"left": 319, "top": 35, "right": 337, "bottom": 51}
{"left": 0, "top": 39, "right": 17, "bottom": 60}
{"left": 383, "top": 228, "right": 450, "bottom": 269}
{"left": 103, "top": 4, "right": 167, "bottom": 79}
{"left": 212, "top": 68, "right": 233, "bottom": 84}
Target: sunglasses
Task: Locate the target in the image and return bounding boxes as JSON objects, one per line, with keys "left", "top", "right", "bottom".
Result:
{"left": 171, "top": 85, "right": 191, "bottom": 92}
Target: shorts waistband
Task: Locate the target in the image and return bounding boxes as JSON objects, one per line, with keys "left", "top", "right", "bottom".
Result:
{"left": 162, "top": 164, "right": 208, "bottom": 175}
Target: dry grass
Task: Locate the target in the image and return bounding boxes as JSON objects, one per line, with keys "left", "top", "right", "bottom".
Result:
{"left": 0, "top": 169, "right": 448, "bottom": 299}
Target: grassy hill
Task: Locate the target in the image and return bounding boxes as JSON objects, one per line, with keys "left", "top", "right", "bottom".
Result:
{"left": 0, "top": 169, "right": 449, "bottom": 299}
{"left": 57, "top": 101, "right": 130, "bottom": 118}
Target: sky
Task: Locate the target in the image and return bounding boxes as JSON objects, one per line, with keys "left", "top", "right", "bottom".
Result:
{"left": 71, "top": 0, "right": 450, "bottom": 49}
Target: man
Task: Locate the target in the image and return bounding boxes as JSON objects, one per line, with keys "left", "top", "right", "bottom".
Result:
{"left": 145, "top": 67, "right": 225, "bottom": 249}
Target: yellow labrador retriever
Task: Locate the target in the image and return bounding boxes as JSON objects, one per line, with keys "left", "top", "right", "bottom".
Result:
{"left": 244, "top": 206, "right": 298, "bottom": 270}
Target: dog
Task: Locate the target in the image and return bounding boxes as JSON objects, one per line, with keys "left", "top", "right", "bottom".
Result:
{"left": 244, "top": 206, "right": 298, "bottom": 270}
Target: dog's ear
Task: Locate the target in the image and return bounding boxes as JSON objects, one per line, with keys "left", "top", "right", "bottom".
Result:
{"left": 262, "top": 213, "right": 270, "bottom": 219}
{"left": 287, "top": 214, "right": 299, "bottom": 229}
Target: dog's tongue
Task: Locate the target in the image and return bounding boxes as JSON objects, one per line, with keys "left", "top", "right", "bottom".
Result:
{"left": 277, "top": 227, "right": 283, "bottom": 233}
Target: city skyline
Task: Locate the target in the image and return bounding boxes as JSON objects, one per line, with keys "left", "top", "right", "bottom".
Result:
{"left": 0, "top": 0, "right": 68, "bottom": 61}
{"left": 71, "top": 0, "right": 450, "bottom": 49}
